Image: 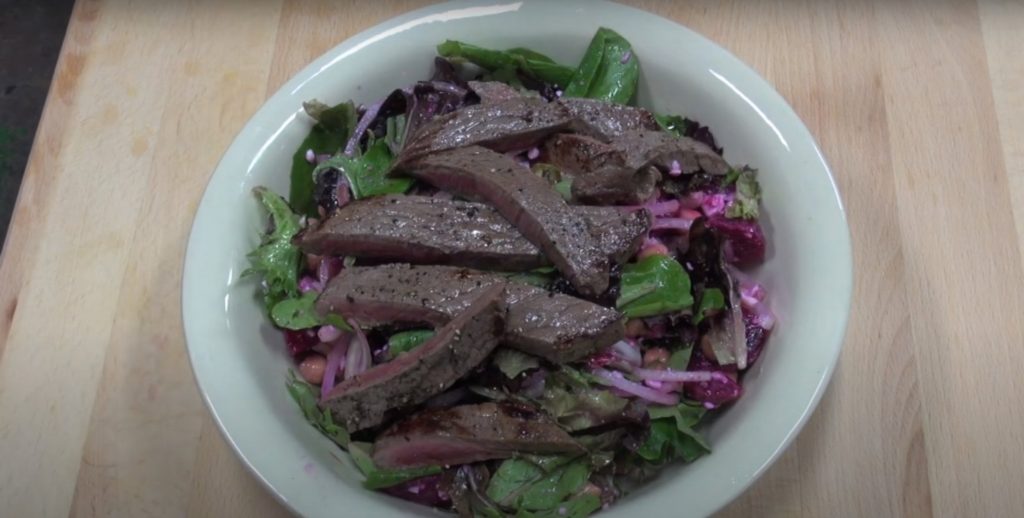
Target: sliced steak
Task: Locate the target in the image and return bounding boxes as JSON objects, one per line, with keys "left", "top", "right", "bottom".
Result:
{"left": 401, "top": 146, "right": 610, "bottom": 296}
{"left": 398, "top": 97, "right": 573, "bottom": 164}
{"left": 616, "top": 129, "right": 730, "bottom": 175}
{"left": 319, "top": 284, "right": 505, "bottom": 431}
{"left": 373, "top": 402, "right": 583, "bottom": 469}
{"left": 316, "top": 264, "right": 624, "bottom": 363}
{"left": 296, "top": 195, "right": 649, "bottom": 269}
{"left": 542, "top": 133, "right": 625, "bottom": 174}
{"left": 295, "top": 195, "right": 546, "bottom": 271}
{"left": 468, "top": 80, "right": 523, "bottom": 104}
{"left": 572, "top": 165, "right": 662, "bottom": 205}
{"left": 560, "top": 98, "right": 660, "bottom": 141}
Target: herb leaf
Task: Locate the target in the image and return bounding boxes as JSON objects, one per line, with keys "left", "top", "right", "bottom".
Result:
{"left": 725, "top": 167, "right": 762, "bottom": 219}
{"left": 244, "top": 188, "right": 302, "bottom": 312}
{"left": 291, "top": 101, "right": 357, "bottom": 216}
{"left": 285, "top": 372, "right": 350, "bottom": 447}
{"left": 616, "top": 255, "right": 694, "bottom": 318}
{"left": 563, "top": 27, "right": 638, "bottom": 104}
{"left": 348, "top": 442, "right": 442, "bottom": 489}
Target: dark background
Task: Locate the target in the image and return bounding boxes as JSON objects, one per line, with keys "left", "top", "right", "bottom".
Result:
{"left": 0, "top": 0, "right": 75, "bottom": 249}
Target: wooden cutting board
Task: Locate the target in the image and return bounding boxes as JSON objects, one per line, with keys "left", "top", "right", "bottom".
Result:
{"left": 1, "top": 0, "right": 1022, "bottom": 516}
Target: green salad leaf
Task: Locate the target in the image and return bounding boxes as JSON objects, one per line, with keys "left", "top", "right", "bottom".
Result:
{"left": 316, "top": 139, "right": 412, "bottom": 200}
{"left": 515, "top": 494, "right": 602, "bottom": 518}
{"left": 615, "top": 255, "right": 694, "bottom": 318}
{"left": 725, "top": 167, "right": 762, "bottom": 220}
{"left": 348, "top": 442, "right": 442, "bottom": 489}
{"left": 290, "top": 100, "right": 357, "bottom": 216}
{"left": 655, "top": 113, "right": 687, "bottom": 136}
{"left": 437, "top": 40, "right": 575, "bottom": 86}
{"left": 668, "top": 344, "right": 694, "bottom": 371}
{"left": 285, "top": 372, "right": 350, "bottom": 447}
{"left": 538, "top": 367, "right": 629, "bottom": 432}
{"left": 244, "top": 188, "right": 302, "bottom": 312}
{"left": 493, "top": 348, "right": 541, "bottom": 379}
{"left": 487, "top": 457, "right": 592, "bottom": 512}
{"left": 387, "top": 329, "right": 434, "bottom": 357}
{"left": 693, "top": 288, "right": 726, "bottom": 325}
{"left": 563, "top": 27, "right": 638, "bottom": 104}
{"left": 270, "top": 291, "right": 321, "bottom": 330}
{"left": 638, "top": 403, "right": 710, "bottom": 463}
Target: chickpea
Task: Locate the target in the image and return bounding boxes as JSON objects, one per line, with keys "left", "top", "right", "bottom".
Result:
{"left": 624, "top": 318, "right": 647, "bottom": 337}
{"left": 298, "top": 354, "right": 327, "bottom": 384}
{"left": 643, "top": 347, "right": 670, "bottom": 367}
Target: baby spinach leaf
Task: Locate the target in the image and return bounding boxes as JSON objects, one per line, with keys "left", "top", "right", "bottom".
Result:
{"left": 285, "top": 372, "right": 350, "bottom": 447}
{"left": 387, "top": 329, "right": 434, "bottom": 357}
{"left": 244, "top": 188, "right": 302, "bottom": 312}
{"left": 563, "top": 27, "right": 638, "bottom": 104}
{"left": 693, "top": 288, "right": 725, "bottom": 325}
{"left": 515, "top": 494, "right": 602, "bottom": 518}
{"left": 487, "top": 459, "right": 546, "bottom": 505}
{"left": 639, "top": 403, "right": 710, "bottom": 463}
{"left": 616, "top": 255, "right": 694, "bottom": 318}
{"left": 290, "top": 101, "right": 357, "bottom": 216}
{"left": 437, "top": 40, "right": 575, "bottom": 86}
{"left": 516, "top": 460, "right": 590, "bottom": 511}
{"left": 348, "top": 442, "right": 443, "bottom": 490}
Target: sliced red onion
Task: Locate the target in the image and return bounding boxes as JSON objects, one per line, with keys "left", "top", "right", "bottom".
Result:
{"left": 305, "top": 148, "right": 316, "bottom": 164}
{"left": 527, "top": 147, "right": 540, "bottom": 160}
{"left": 344, "top": 99, "right": 384, "bottom": 156}
{"left": 320, "top": 336, "right": 351, "bottom": 401}
{"left": 592, "top": 368, "right": 679, "bottom": 406}
{"left": 345, "top": 322, "right": 371, "bottom": 379}
{"left": 318, "top": 256, "right": 344, "bottom": 285}
{"left": 701, "top": 193, "right": 733, "bottom": 217}
{"left": 314, "top": 153, "right": 332, "bottom": 164}
{"left": 317, "top": 325, "right": 342, "bottom": 343}
{"left": 651, "top": 218, "right": 695, "bottom": 232}
{"left": 632, "top": 367, "right": 730, "bottom": 383}
{"left": 679, "top": 192, "right": 704, "bottom": 210}
{"left": 610, "top": 339, "right": 642, "bottom": 367}
{"left": 298, "top": 276, "right": 323, "bottom": 294}
{"left": 668, "top": 160, "right": 682, "bottom": 177}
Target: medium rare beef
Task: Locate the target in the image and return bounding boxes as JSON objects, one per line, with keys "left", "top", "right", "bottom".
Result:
{"left": 398, "top": 97, "right": 573, "bottom": 164}
{"left": 295, "top": 195, "right": 545, "bottom": 271}
{"left": 616, "top": 129, "right": 730, "bottom": 175}
{"left": 372, "top": 402, "right": 583, "bottom": 468}
{"left": 319, "top": 284, "right": 504, "bottom": 431}
{"left": 316, "top": 264, "right": 624, "bottom": 363}
{"left": 572, "top": 165, "right": 662, "bottom": 205}
{"left": 295, "top": 195, "right": 649, "bottom": 269}
{"left": 542, "top": 133, "right": 625, "bottom": 174}
{"left": 560, "top": 98, "right": 660, "bottom": 141}
{"left": 400, "top": 146, "right": 610, "bottom": 296}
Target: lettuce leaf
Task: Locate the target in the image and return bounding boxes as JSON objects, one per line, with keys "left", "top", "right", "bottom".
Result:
{"left": 244, "top": 188, "right": 302, "bottom": 312}
{"left": 316, "top": 139, "right": 412, "bottom": 199}
{"left": 725, "top": 167, "right": 761, "bottom": 219}
{"left": 616, "top": 255, "right": 694, "bottom": 318}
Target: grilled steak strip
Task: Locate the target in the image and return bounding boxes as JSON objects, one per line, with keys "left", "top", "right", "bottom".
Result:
{"left": 319, "top": 284, "right": 505, "bottom": 431}
{"left": 401, "top": 146, "right": 610, "bottom": 296}
{"left": 316, "top": 264, "right": 624, "bottom": 363}
{"left": 295, "top": 195, "right": 649, "bottom": 269}
{"left": 373, "top": 402, "right": 584, "bottom": 469}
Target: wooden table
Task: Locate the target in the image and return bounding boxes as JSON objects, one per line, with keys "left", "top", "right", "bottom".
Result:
{"left": 1, "top": 0, "right": 1022, "bottom": 516}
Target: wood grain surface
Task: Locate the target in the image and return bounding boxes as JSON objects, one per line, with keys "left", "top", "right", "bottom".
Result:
{"left": 1, "top": 1, "right": 1022, "bottom": 516}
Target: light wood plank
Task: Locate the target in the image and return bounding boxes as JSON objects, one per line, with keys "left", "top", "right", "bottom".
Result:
{"left": 66, "top": 1, "right": 284, "bottom": 517}
{"left": 875, "top": 0, "right": 1024, "bottom": 516}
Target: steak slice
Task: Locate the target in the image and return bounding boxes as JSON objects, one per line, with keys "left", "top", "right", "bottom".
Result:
{"left": 295, "top": 195, "right": 649, "bottom": 269}
{"left": 319, "top": 284, "right": 504, "bottom": 431}
{"left": 401, "top": 146, "right": 610, "bottom": 296}
{"left": 398, "top": 97, "right": 572, "bottom": 164}
{"left": 560, "top": 98, "right": 660, "bottom": 141}
{"left": 468, "top": 80, "right": 523, "bottom": 105}
{"left": 373, "top": 402, "right": 583, "bottom": 469}
{"left": 316, "top": 264, "right": 624, "bottom": 363}
{"left": 542, "top": 133, "right": 626, "bottom": 175}
{"left": 616, "top": 129, "right": 730, "bottom": 175}
{"left": 572, "top": 165, "right": 662, "bottom": 205}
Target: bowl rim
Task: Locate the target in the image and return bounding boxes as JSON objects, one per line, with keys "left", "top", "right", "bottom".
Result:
{"left": 182, "top": 1, "right": 853, "bottom": 516}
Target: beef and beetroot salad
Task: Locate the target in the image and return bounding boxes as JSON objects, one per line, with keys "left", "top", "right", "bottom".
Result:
{"left": 246, "top": 28, "right": 774, "bottom": 517}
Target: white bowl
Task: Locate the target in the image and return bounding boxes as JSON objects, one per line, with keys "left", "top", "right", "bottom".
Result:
{"left": 182, "top": 1, "right": 852, "bottom": 516}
